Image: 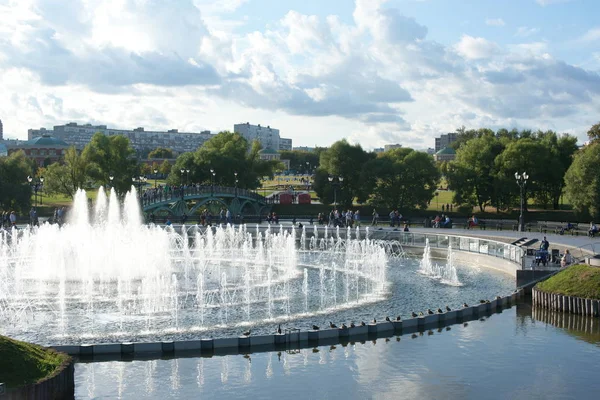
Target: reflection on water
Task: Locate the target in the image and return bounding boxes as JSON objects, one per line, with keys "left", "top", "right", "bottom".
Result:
{"left": 531, "top": 305, "right": 600, "bottom": 346}
{"left": 75, "top": 304, "right": 600, "bottom": 400}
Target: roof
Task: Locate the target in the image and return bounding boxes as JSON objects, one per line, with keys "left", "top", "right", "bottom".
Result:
{"left": 26, "top": 135, "right": 69, "bottom": 147}
{"left": 259, "top": 148, "right": 279, "bottom": 154}
{"left": 436, "top": 147, "right": 456, "bottom": 155}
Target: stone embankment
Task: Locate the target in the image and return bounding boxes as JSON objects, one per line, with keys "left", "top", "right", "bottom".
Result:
{"left": 52, "top": 289, "right": 524, "bottom": 360}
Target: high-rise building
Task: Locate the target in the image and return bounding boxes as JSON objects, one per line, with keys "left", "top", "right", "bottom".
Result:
{"left": 233, "top": 122, "right": 292, "bottom": 151}
{"left": 434, "top": 133, "right": 458, "bottom": 152}
{"left": 384, "top": 144, "right": 402, "bottom": 151}
{"left": 234, "top": 122, "right": 279, "bottom": 150}
{"left": 279, "top": 138, "right": 292, "bottom": 151}
{"left": 292, "top": 146, "right": 315, "bottom": 152}
{"left": 28, "top": 123, "right": 213, "bottom": 154}
{"left": 0, "top": 118, "right": 3, "bottom": 140}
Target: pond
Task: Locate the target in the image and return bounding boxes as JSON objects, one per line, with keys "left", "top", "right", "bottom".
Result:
{"left": 74, "top": 302, "right": 600, "bottom": 399}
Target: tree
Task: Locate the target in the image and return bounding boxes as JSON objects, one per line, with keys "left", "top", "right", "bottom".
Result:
{"left": 148, "top": 147, "right": 174, "bottom": 159}
{"left": 534, "top": 131, "right": 578, "bottom": 209}
{"left": 140, "top": 163, "right": 152, "bottom": 175}
{"left": 43, "top": 146, "right": 89, "bottom": 199}
{"left": 494, "top": 138, "right": 550, "bottom": 212}
{"left": 167, "top": 132, "right": 281, "bottom": 189}
{"left": 159, "top": 160, "right": 172, "bottom": 176}
{"left": 564, "top": 142, "right": 600, "bottom": 219}
{"left": 446, "top": 134, "right": 504, "bottom": 212}
{"left": 361, "top": 148, "right": 439, "bottom": 211}
{"left": 0, "top": 150, "right": 33, "bottom": 213}
{"left": 82, "top": 133, "right": 138, "bottom": 194}
{"left": 279, "top": 150, "right": 320, "bottom": 172}
{"left": 587, "top": 122, "right": 600, "bottom": 143}
{"left": 314, "top": 140, "right": 373, "bottom": 207}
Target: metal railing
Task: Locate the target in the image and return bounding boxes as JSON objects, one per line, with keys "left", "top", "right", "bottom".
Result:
{"left": 140, "top": 185, "right": 267, "bottom": 208}
{"left": 381, "top": 231, "right": 526, "bottom": 269}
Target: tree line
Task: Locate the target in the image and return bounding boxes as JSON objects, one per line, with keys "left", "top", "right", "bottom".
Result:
{"left": 2, "top": 122, "right": 599, "bottom": 219}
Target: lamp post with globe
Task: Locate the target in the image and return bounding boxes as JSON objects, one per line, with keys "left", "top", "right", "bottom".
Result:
{"left": 328, "top": 176, "right": 344, "bottom": 208}
{"left": 515, "top": 172, "right": 529, "bottom": 232}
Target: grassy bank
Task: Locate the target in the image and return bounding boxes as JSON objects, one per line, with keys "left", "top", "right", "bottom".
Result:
{"left": 0, "top": 336, "right": 69, "bottom": 389}
{"left": 536, "top": 264, "right": 600, "bottom": 300}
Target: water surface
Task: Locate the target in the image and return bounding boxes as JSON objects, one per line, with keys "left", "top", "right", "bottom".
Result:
{"left": 75, "top": 304, "right": 600, "bottom": 399}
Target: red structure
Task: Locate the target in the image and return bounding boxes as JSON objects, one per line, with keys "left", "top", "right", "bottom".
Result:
{"left": 279, "top": 193, "right": 293, "bottom": 204}
{"left": 298, "top": 193, "right": 311, "bottom": 204}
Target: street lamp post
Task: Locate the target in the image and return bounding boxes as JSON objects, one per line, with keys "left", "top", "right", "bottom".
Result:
{"left": 328, "top": 176, "right": 344, "bottom": 208}
{"left": 515, "top": 172, "right": 529, "bottom": 232}
{"left": 262, "top": 176, "right": 269, "bottom": 198}
{"left": 27, "top": 176, "right": 44, "bottom": 207}
{"left": 435, "top": 192, "right": 439, "bottom": 210}
{"left": 132, "top": 176, "right": 147, "bottom": 199}
{"left": 234, "top": 172, "right": 238, "bottom": 198}
{"left": 180, "top": 169, "right": 190, "bottom": 185}
{"left": 109, "top": 175, "right": 114, "bottom": 189}
{"left": 210, "top": 169, "right": 215, "bottom": 197}
{"left": 153, "top": 169, "right": 158, "bottom": 189}
{"left": 39, "top": 176, "right": 44, "bottom": 205}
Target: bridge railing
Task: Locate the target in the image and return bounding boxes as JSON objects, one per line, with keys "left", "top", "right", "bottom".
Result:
{"left": 141, "top": 185, "right": 267, "bottom": 208}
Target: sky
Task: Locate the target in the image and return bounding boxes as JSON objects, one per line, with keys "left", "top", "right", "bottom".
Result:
{"left": 0, "top": 0, "right": 599, "bottom": 150}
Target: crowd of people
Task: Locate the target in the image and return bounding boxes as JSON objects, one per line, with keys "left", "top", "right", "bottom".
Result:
{"left": 1, "top": 211, "right": 18, "bottom": 229}
{"left": 316, "top": 209, "right": 363, "bottom": 228}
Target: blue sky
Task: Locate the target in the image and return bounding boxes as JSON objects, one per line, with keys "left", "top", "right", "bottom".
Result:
{"left": 0, "top": 0, "right": 598, "bottom": 149}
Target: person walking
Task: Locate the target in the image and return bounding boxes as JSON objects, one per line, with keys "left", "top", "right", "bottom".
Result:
{"left": 10, "top": 211, "right": 17, "bottom": 227}
{"left": 372, "top": 209, "right": 379, "bottom": 226}
{"left": 29, "top": 208, "right": 36, "bottom": 226}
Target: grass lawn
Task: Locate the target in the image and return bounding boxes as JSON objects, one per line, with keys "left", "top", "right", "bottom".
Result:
{"left": 536, "top": 264, "right": 600, "bottom": 300}
{"left": 0, "top": 335, "right": 69, "bottom": 389}
{"left": 427, "top": 190, "right": 455, "bottom": 212}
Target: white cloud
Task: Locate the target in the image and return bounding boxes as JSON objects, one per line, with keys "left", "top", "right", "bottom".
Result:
{"left": 578, "top": 27, "right": 600, "bottom": 43}
{"left": 455, "top": 35, "right": 501, "bottom": 59}
{"left": 508, "top": 41, "right": 549, "bottom": 55}
{"left": 515, "top": 26, "right": 540, "bottom": 37}
{"left": 486, "top": 18, "right": 505, "bottom": 27}
{"left": 0, "top": 0, "right": 598, "bottom": 149}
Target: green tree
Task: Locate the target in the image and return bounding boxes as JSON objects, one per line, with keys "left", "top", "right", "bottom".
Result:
{"left": 279, "top": 150, "right": 320, "bottom": 172}
{"left": 564, "top": 142, "right": 600, "bottom": 219}
{"left": 494, "top": 138, "right": 550, "bottom": 212}
{"left": 361, "top": 148, "right": 439, "bottom": 211}
{"left": 534, "top": 131, "right": 578, "bottom": 209}
{"left": 140, "top": 163, "right": 152, "bottom": 175}
{"left": 159, "top": 160, "right": 172, "bottom": 176}
{"left": 587, "top": 122, "right": 600, "bottom": 143}
{"left": 314, "top": 140, "right": 374, "bottom": 207}
{"left": 42, "top": 146, "right": 89, "bottom": 199}
{"left": 0, "top": 150, "right": 33, "bottom": 213}
{"left": 148, "top": 147, "right": 174, "bottom": 159}
{"left": 82, "top": 133, "right": 138, "bottom": 194}
{"left": 446, "top": 134, "right": 504, "bottom": 212}
{"left": 168, "top": 132, "right": 280, "bottom": 189}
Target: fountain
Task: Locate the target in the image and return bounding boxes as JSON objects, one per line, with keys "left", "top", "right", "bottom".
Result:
{"left": 0, "top": 187, "right": 515, "bottom": 348}
{"left": 0, "top": 187, "right": 390, "bottom": 344}
{"left": 419, "top": 238, "right": 462, "bottom": 286}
